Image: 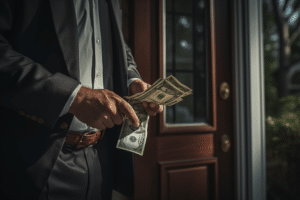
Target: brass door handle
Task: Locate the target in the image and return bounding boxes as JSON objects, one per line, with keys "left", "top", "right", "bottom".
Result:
{"left": 220, "top": 82, "right": 230, "bottom": 100}
{"left": 221, "top": 134, "right": 231, "bottom": 152}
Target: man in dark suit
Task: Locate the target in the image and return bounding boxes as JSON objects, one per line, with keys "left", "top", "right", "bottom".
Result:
{"left": 0, "top": 0, "right": 163, "bottom": 199}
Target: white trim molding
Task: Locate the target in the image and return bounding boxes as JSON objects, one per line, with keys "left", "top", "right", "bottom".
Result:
{"left": 232, "top": 0, "right": 266, "bottom": 199}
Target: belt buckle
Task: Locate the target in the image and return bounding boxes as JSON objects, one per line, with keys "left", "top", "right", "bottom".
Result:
{"left": 75, "top": 131, "right": 90, "bottom": 148}
{"left": 76, "top": 131, "right": 99, "bottom": 148}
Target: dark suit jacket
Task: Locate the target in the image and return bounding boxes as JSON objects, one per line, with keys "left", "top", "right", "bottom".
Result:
{"left": 0, "top": 0, "right": 141, "bottom": 199}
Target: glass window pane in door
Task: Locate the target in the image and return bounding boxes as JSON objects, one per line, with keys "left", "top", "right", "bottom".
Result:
{"left": 175, "top": 15, "right": 193, "bottom": 70}
{"left": 166, "top": 0, "right": 173, "bottom": 12}
{"left": 174, "top": 73, "right": 194, "bottom": 123}
{"left": 164, "top": 0, "right": 207, "bottom": 125}
{"left": 175, "top": 0, "right": 193, "bottom": 14}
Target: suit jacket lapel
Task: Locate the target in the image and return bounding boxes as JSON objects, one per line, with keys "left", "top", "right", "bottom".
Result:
{"left": 109, "top": 0, "right": 127, "bottom": 62}
{"left": 49, "top": 0, "right": 80, "bottom": 81}
{"left": 109, "top": 0, "right": 129, "bottom": 96}
{"left": 110, "top": 0, "right": 123, "bottom": 31}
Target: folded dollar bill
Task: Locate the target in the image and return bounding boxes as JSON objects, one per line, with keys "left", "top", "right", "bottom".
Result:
{"left": 124, "top": 75, "right": 192, "bottom": 106}
{"left": 116, "top": 99, "right": 150, "bottom": 156}
{"left": 117, "top": 75, "right": 193, "bottom": 156}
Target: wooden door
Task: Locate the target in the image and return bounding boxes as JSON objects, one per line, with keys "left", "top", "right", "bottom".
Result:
{"left": 123, "top": 0, "right": 235, "bottom": 199}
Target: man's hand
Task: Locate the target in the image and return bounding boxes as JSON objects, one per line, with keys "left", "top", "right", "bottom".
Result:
{"left": 68, "top": 86, "right": 139, "bottom": 130}
{"left": 129, "top": 79, "right": 164, "bottom": 116}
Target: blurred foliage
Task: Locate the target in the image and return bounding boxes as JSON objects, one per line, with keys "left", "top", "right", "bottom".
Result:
{"left": 265, "top": 97, "right": 300, "bottom": 199}
{"left": 264, "top": 0, "right": 300, "bottom": 198}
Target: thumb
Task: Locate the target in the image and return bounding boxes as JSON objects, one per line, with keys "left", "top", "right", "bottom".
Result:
{"left": 131, "top": 80, "right": 147, "bottom": 94}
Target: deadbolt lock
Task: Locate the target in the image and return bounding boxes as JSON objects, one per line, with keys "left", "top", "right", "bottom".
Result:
{"left": 220, "top": 82, "right": 230, "bottom": 100}
{"left": 221, "top": 134, "right": 231, "bottom": 152}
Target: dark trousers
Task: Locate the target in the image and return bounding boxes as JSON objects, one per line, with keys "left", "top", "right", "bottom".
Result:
{"left": 39, "top": 131, "right": 114, "bottom": 200}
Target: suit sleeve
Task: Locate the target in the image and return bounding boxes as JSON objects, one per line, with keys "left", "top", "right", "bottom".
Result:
{"left": 0, "top": 1, "right": 81, "bottom": 129}
{"left": 59, "top": 84, "right": 83, "bottom": 117}
{"left": 125, "top": 43, "right": 143, "bottom": 82}
{"left": 114, "top": 0, "right": 143, "bottom": 83}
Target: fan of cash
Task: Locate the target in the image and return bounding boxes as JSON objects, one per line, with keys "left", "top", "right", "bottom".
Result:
{"left": 116, "top": 75, "right": 193, "bottom": 156}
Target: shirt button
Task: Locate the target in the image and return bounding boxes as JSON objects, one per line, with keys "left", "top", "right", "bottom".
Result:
{"left": 19, "top": 110, "right": 25, "bottom": 115}
{"left": 37, "top": 118, "right": 44, "bottom": 124}
{"left": 96, "top": 39, "right": 100, "bottom": 43}
{"left": 31, "top": 115, "right": 37, "bottom": 121}
{"left": 97, "top": 73, "right": 99, "bottom": 76}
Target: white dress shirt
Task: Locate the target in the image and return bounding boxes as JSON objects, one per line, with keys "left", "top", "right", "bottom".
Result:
{"left": 59, "top": 0, "right": 139, "bottom": 133}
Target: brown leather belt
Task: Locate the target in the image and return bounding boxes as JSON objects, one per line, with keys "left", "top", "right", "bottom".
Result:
{"left": 64, "top": 130, "right": 105, "bottom": 148}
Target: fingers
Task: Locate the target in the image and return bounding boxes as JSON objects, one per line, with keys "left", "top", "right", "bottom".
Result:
{"left": 91, "top": 120, "right": 106, "bottom": 130}
{"left": 129, "top": 80, "right": 165, "bottom": 116}
{"left": 111, "top": 109, "right": 124, "bottom": 125}
{"left": 130, "top": 80, "right": 150, "bottom": 95}
{"left": 143, "top": 102, "right": 156, "bottom": 116}
{"left": 117, "top": 101, "right": 140, "bottom": 127}
{"left": 95, "top": 111, "right": 124, "bottom": 130}
{"left": 141, "top": 82, "right": 149, "bottom": 91}
{"left": 100, "top": 115, "right": 114, "bottom": 128}
{"left": 142, "top": 102, "right": 164, "bottom": 116}
{"left": 158, "top": 105, "right": 164, "bottom": 113}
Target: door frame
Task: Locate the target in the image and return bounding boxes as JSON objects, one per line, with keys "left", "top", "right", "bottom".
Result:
{"left": 130, "top": 0, "right": 266, "bottom": 199}
{"left": 232, "top": 0, "right": 266, "bottom": 199}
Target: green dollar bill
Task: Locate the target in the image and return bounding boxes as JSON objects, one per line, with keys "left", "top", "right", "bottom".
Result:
{"left": 116, "top": 99, "right": 150, "bottom": 156}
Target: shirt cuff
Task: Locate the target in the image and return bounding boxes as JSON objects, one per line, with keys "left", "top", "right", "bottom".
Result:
{"left": 59, "top": 79, "right": 141, "bottom": 117}
{"left": 59, "top": 84, "right": 83, "bottom": 117}
{"left": 127, "top": 78, "right": 142, "bottom": 88}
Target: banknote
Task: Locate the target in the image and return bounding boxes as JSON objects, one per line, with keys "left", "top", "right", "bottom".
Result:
{"left": 117, "top": 75, "right": 192, "bottom": 156}
{"left": 134, "top": 80, "right": 185, "bottom": 104}
{"left": 124, "top": 78, "right": 163, "bottom": 100}
{"left": 165, "top": 75, "right": 193, "bottom": 97}
{"left": 165, "top": 97, "right": 183, "bottom": 106}
{"left": 116, "top": 99, "right": 150, "bottom": 156}
{"left": 124, "top": 75, "right": 192, "bottom": 106}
